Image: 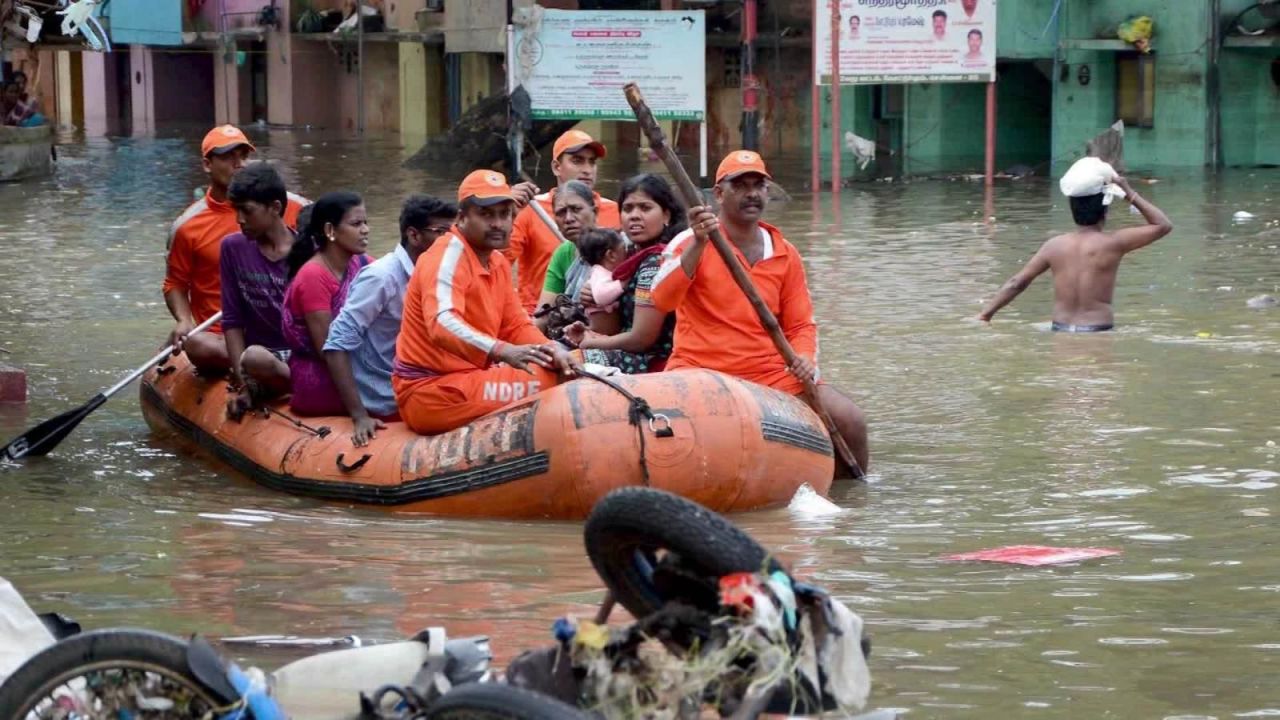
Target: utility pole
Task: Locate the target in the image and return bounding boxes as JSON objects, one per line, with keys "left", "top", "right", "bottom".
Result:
{"left": 357, "top": 0, "right": 365, "bottom": 135}
{"left": 740, "top": 0, "right": 759, "bottom": 150}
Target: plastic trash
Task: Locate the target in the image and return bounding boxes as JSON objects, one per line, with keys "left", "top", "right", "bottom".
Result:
{"left": 788, "top": 483, "right": 845, "bottom": 517}
{"left": 1233, "top": 211, "right": 1256, "bottom": 222}
{"left": 943, "top": 545, "right": 1120, "bottom": 566}
{"left": 1247, "top": 294, "right": 1278, "bottom": 309}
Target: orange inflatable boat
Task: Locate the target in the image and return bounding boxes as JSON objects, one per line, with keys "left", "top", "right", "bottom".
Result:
{"left": 139, "top": 354, "right": 834, "bottom": 519}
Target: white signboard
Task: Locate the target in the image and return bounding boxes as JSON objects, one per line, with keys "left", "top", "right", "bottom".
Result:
{"left": 815, "top": 0, "right": 997, "bottom": 85}
{"left": 514, "top": 9, "right": 706, "bottom": 121}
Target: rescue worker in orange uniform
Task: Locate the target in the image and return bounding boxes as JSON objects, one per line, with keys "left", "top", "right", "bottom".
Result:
{"left": 162, "top": 125, "right": 306, "bottom": 374}
{"left": 651, "top": 150, "right": 870, "bottom": 473}
{"left": 506, "top": 129, "right": 622, "bottom": 314}
{"left": 393, "top": 170, "right": 582, "bottom": 435}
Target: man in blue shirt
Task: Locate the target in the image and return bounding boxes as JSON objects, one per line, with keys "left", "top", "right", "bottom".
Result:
{"left": 324, "top": 195, "right": 458, "bottom": 445}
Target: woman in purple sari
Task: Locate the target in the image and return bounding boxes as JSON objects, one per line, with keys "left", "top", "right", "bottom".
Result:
{"left": 281, "top": 191, "right": 373, "bottom": 416}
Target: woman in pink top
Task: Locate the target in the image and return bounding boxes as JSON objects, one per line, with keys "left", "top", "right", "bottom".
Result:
{"left": 281, "top": 191, "right": 372, "bottom": 416}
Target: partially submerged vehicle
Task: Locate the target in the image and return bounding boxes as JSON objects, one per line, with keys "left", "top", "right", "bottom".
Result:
{"left": 0, "top": 488, "right": 873, "bottom": 719}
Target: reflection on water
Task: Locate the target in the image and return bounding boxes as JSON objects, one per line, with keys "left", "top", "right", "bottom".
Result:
{"left": 1, "top": 131, "right": 1278, "bottom": 718}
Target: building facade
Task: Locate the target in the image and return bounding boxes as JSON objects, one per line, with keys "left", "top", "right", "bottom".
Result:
{"left": 6, "top": 0, "right": 1276, "bottom": 174}
{"left": 820, "top": 0, "right": 1280, "bottom": 176}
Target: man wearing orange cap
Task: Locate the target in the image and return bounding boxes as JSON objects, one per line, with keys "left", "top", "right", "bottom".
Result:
{"left": 162, "top": 125, "right": 306, "bottom": 374}
{"left": 506, "top": 129, "right": 622, "bottom": 314}
{"left": 651, "top": 150, "right": 869, "bottom": 473}
{"left": 393, "top": 170, "right": 581, "bottom": 435}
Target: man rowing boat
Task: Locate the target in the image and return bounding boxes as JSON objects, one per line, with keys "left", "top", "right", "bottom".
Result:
{"left": 162, "top": 125, "right": 305, "bottom": 374}
{"left": 650, "top": 150, "right": 870, "bottom": 474}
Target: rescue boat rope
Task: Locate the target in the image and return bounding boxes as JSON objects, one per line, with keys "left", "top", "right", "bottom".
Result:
{"left": 263, "top": 406, "right": 331, "bottom": 439}
{"left": 576, "top": 370, "right": 674, "bottom": 486}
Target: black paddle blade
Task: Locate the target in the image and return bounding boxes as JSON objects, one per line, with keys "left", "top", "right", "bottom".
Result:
{"left": 1, "top": 394, "right": 106, "bottom": 461}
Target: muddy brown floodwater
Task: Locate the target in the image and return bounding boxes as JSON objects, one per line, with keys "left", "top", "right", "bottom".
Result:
{"left": 1, "top": 129, "right": 1278, "bottom": 718}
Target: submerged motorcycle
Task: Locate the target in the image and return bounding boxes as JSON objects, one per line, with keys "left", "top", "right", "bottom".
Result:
{"left": 0, "top": 488, "right": 872, "bottom": 719}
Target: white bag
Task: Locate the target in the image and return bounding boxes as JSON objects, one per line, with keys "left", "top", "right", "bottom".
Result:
{"left": 1059, "top": 157, "right": 1126, "bottom": 205}
{"left": 0, "top": 578, "right": 56, "bottom": 686}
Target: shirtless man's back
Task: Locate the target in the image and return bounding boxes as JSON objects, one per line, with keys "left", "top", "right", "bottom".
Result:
{"left": 979, "top": 175, "right": 1172, "bottom": 331}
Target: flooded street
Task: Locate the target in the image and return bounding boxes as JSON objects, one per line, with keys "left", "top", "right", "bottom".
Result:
{"left": 2, "top": 130, "right": 1279, "bottom": 718}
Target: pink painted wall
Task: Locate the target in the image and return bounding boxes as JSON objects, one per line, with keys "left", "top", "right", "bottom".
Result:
{"left": 283, "top": 36, "right": 399, "bottom": 132}
{"left": 80, "top": 51, "right": 120, "bottom": 136}
{"left": 335, "top": 41, "right": 400, "bottom": 132}
{"left": 129, "top": 45, "right": 155, "bottom": 134}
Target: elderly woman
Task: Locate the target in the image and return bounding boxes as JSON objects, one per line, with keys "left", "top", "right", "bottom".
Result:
{"left": 566, "top": 174, "right": 687, "bottom": 374}
{"left": 533, "top": 180, "right": 598, "bottom": 333}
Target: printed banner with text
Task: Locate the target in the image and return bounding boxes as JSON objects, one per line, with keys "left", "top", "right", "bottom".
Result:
{"left": 815, "top": 0, "right": 996, "bottom": 85}
{"left": 514, "top": 9, "right": 706, "bottom": 121}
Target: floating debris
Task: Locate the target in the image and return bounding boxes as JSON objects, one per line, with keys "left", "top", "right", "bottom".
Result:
{"left": 944, "top": 545, "right": 1121, "bottom": 566}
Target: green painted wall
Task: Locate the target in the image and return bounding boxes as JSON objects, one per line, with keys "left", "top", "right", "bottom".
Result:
{"left": 1219, "top": 49, "right": 1280, "bottom": 167}
{"left": 995, "top": 62, "right": 1054, "bottom": 170}
{"left": 813, "top": 84, "right": 878, "bottom": 176}
{"left": 997, "top": 0, "right": 1059, "bottom": 59}
{"left": 1054, "top": 0, "right": 1214, "bottom": 171}
{"left": 900, "top": 65, "right": 1053, "bottom": 176}
{"left": 1219, "top": 0, "right": 1280, "bottom": 167}
{"left": 810, "top": 0, "right": 1277, "bottom": 175}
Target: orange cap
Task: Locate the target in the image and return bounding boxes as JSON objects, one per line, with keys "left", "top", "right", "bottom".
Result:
{"left": 715, "top": 149, "right": 772, "bottom": 184}
{"left": 457, "top": 169, "right": 516, "bottom": 206}
{"left": 201, "top": 125, "right": 256, "bottom": 157}
{"left": 553, "top": 129, "right": 607, "bottom": 161}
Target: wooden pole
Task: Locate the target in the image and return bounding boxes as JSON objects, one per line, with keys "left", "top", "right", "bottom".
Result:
{"left": 624, "top": 83, "right": 863, "bottom": 480}
{"left": 357, "top": 0, "right": 365, "bottom": 136}
{"left": 741, "top": 0, "right": 759, "bottom": 150}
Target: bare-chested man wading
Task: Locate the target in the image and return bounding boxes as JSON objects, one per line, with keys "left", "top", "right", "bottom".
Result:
{"left": 979, "top": 157, "right": 1173, "bottom": 331}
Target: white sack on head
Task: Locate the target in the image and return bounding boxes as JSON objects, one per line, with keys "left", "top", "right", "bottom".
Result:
{"left": 1059, "top": 157, "right": 1127, "bottom": 205}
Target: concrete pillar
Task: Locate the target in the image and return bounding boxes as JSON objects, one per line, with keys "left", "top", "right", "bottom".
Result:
{"left": 213, "top": 46, "right": 243, "bottom": 125}
{"left": 129, "top": 44, "right": 155, "bottom": 135}
{"left": 55, "top": 51, "right": 74, "bottom": 130}
{"left": 400, "top": 42, "right": 429, "bottom": 142}
{"left": 81, "top": 51, "right": 113, "bottom": 136}
{"left": 267, "top": 29, "right": 294, "bottom": 125}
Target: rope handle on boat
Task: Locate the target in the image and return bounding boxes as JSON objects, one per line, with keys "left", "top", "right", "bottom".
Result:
{"left": 578, "top": 370, "right": 675, "bottom": 438}
{"left": 577, "top": 368, "right": 674, "bottom": 487}
{"left": 336, "top": 453, "right": 373, "bottom": 473}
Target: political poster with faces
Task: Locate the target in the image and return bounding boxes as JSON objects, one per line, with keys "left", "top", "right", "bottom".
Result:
{"left": 514, "top": 9, "right": 706, "bottom": 121}
{"left": 815, "top": 0, "right": 997, "bottom": 85}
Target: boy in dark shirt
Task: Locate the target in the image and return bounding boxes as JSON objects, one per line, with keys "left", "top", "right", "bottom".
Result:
{"left": 219, "top": 163, "right": 299, "bottom": 416}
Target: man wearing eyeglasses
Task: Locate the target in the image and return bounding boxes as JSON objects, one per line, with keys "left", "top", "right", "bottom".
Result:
{"left": 323, "top": 195, "right": 458, "bottom": 444}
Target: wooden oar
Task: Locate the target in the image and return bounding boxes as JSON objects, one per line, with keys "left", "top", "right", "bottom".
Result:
{"left": 1, "top": 313, "right": 222, "bottom": 461}
{"left": 622, "top": 83, "right": 864, "bottom": 480}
